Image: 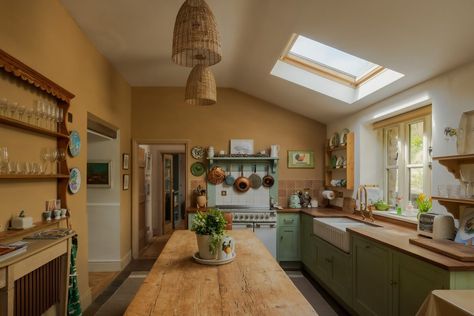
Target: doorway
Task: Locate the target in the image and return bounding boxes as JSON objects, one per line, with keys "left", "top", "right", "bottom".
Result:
{"left": 132, "top": 140, "right": 188, "bottom": 259}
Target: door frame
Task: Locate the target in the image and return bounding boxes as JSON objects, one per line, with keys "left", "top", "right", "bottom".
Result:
{"left": 162, "top": 153, "right": 174, "bottom": 234}
{"left": 131, "top": 139, "right": 189, "bottom": 259}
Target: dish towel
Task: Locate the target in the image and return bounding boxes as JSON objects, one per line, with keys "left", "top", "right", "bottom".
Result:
{"left": 68, "top": 236, "right": 82, "bottom": 316}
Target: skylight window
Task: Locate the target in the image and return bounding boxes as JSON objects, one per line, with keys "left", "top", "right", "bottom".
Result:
{"left": 271, "top": 34, "right": 404, "bottom": 103}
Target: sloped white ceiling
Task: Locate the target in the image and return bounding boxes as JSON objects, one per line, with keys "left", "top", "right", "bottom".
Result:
{"left": 61, "top": 0, "right": 474, "bottom": 123}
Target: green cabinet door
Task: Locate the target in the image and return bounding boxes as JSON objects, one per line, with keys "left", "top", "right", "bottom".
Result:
{"left": 277, "top": 214, "right": 300, "bottom": 261}
{"left": 392, "top": 252, "right": 449, "bottom": 316}
{"left": 301, "top": 214, "right": 314, "bottom": 267}
{"left": 331, "top": 245, "right": 353, "bottom": 306}
{"left": 353, "top": 236, "right": 392, "bottom": 316}
{"left": 314, "top": 237, "right": 333, "bottom": 284}
{"left": 278, "top": 226, "right": 300, "bottom": 261}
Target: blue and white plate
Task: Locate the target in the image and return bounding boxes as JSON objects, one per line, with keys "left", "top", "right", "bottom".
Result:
{"left": 68, "top": 130, "right": 81, "bottom": 157}
{"left": 68, "top": 168, "right": 81, "bottom": 194}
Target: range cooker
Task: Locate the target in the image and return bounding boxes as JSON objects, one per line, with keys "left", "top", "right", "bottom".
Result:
{"left": 218, "top": 206, "right": 277, "bottom": 258}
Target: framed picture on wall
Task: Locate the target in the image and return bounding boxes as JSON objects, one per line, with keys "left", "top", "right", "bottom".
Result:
{"left": 122, "top": 153, "right": 130, "bottom": 170}
{"left": 230, "top": 139, "right": 254, "bottom": 155}
{"left": 123, "top": 174, "right": 130, "bottom": 190}
{"left": 87, "top": 161, "right": 111, "bottom": 187}
{"left": 287, "top": 150, "right": 314, "bottom": 168}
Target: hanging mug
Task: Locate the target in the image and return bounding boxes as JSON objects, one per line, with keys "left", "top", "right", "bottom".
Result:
{"left": 270, "top": 145, "right": 280, "bottom": 158}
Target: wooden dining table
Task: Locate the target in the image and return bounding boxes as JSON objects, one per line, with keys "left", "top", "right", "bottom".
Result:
{"left": 125, "top": 230, "right": 317, "bottom": 315}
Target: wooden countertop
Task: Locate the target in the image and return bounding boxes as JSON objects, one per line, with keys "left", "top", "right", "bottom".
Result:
{"left": 125, "top": 230, "right": 317, "bottom": 316}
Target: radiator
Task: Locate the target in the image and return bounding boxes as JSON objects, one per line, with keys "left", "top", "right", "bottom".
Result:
{"left": 14, "top": 254, "right": 67, "bottom": 316}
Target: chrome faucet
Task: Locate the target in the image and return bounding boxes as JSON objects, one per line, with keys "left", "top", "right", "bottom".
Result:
{"left": 356, "top": 185, "right": 374, "bottom": 222}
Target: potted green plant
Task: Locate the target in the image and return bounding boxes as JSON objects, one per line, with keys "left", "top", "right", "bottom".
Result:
{"left": 416, "top": 193, "right": 432, "bottom": 218}
{"left": 191, "top": 209, "right": 227, "bottom": 259}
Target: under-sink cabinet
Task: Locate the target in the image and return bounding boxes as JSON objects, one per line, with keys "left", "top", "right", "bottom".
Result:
{"left": 352, "top": 235, "right": 474, "bottom": 316}
{"left": 277, "top": 213, "right": 300, "bottom": 261}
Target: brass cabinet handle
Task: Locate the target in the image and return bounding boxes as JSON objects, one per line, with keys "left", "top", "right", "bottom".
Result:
{"left": 325, "top": 257, "right": 333, "bottom": 264}
{"left": 365, "top": 245, "right": 371, "bottom": 249}
{"left": 390, "top": 280, "right": 398, "bottom": 286}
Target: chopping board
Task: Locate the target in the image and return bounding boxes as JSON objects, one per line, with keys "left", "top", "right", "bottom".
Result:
{"left": 409, "top": 237, "right": 474, "bottom": 262}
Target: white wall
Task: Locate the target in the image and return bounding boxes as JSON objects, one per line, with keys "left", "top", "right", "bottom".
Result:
{"left": 327, "top": 61, "right": 474, "bottom": 213}
{"left": 87, "top": 131, "right": 123, "bottom": 271}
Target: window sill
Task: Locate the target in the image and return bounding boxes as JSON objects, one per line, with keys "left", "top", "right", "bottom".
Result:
{"left": 373, "top": 210, "right": 418, "bottom": 224}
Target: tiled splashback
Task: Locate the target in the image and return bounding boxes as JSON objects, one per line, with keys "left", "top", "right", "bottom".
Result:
{"left": 278, "top": 179, "right": 324, "bottom": 208}
{"left": 215, "top": 174, "right": 270, "bottom": 207}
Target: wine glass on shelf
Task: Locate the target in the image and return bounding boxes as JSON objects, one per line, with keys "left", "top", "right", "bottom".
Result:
{"left": 50, "top": 106, "right": 56, "bottom": 131}
{"left": 0, "top": 147, "right": 9, "bottom": 175}
{"left": 0, "top": 98, "right": 7, "bottom": 116}
{"left": 26, "top": 108, "right": 33, "bottom": 124}
{"left": 40, "top": 147, "right": 50, "bottom": 175}
{"left": 49, "top": 148, "right": 58, "bottom": 175}
{"left": 17, "top": 104, "right": 26, "bottom": 122}
{"left": 57, "top": 107, "right": 64, "bottom": 132}
{"left": 8, "top": 102, "right": 18, "bottom": 119}
{"left": 57, "top": 148, "right": 66, "bottom": 175}
{"left": 34, "top": 100, "right": 42, "bottom": 127}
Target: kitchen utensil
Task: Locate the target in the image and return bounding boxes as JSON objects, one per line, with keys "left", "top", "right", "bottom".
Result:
{"left": 234, "top": 165, "right": 250, "bottom": 192}
{"left": 224, "top": 164, "right": 235, "bottom": 186}
{"left": 262, "top": 165, "right": 274, "bottom": 187}
{"left": 191, "top": 146, "right": 204, "bottom": 159}
{"left": 207, "top": 166, "right": 225, "bottom": 185}
{"left": 190, "top": 162, "right": 205, "bottom": 176}
{"left": 248, "top": 165, "right": 262, "bottom": 189}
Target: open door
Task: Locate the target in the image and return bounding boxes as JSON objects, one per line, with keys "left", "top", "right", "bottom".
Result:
{"left": 163, "top": 154, "right": 174, "bottom": 234}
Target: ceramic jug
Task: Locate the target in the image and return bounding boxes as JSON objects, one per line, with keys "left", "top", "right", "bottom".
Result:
{"left": 270, "top": 144, "right": 280, "bottom": 158}
{"left": 218, "top": 236, "right": 235, "bottom": 260}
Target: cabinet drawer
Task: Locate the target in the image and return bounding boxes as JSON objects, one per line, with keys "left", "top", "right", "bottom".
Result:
{"left": 278, "top": 214, "right": 299, "bottom": 227}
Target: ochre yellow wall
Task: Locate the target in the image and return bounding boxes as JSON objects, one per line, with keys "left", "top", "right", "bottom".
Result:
{"left": 132, "top": 87, "right": 327, "bottom": 204}
{"left": 0, "top": 0, "right": 132, "bottom": 308}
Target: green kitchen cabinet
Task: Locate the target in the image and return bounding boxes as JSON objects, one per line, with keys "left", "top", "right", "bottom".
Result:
{"left": 277, "top": 213, "right": 300, "bottom": 261}
{"left": 392, "top": 251, "right": 449, "bottom": 316}
{"left": 352, "top": 236, "right": 392, "bottom": 316}
{"left": 313, "top": 236, "right": 353, "bottom": 307}
{"left": 300, "top": 214, "right": 314, "bottom": 267}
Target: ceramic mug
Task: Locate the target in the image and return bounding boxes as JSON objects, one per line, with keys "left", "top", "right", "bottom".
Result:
{"left": 53, "top": 209, "right": 61, "bottom": 220}
{"left": 218, "top": 236, "right": 235, "bottom": 260}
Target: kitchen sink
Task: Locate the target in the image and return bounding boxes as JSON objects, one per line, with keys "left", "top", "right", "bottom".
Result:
{"left": 313, "top": 217, "right": 380, "bottom": 252}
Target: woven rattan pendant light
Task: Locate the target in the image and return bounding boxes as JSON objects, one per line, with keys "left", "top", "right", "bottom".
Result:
{"left": 172, "top": 0, "right": 222, "bottom": 67}
{"left": 185, "top": 64, "right": 216, "bottom": 105}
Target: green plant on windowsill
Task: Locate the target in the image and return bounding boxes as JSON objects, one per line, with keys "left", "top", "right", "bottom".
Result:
{"left": 191, "top": 209, "right": 227, "bottom": 257}
{"left": 416, "top": 194, "right": 432, "bottom": 218}
{"left": 374, "top": 200, "right": 390, "bottom": 211}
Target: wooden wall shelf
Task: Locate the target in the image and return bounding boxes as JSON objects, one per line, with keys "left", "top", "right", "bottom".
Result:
{"left": 0, "top": 174, "right": 69, "bottom": 180}
{"left": 0, "top": 49, "right": 74, "bottom": 214}
{"left": 0, "top": 218, "right": 67, "bottom": 242}
{"left": 325, "top": 132, "right": 354, "bottom": 190}
{"left": 208, "top": 156, "right": 279, "bottom": 172}
{"left": 432, "top": 195, "right": 474, "bottom": 218}
{"left": 0, "top": 116, "right": 69, "bottom": 139}
{"left": 433, "top": 154, "right": 474, "bottom": 179}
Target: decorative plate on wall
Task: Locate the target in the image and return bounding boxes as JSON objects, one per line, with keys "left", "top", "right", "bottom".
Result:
{"left": 68, "top": 130, "right": 81, "bottom": 157}
{"left": 191, "top": 146, "right": 204, "bottom": 159}
{"left": 191, "top": 162, "right": 205, "bottom": 176}
{"left": 68, "top": 167, "right": 81, "bottom": 194}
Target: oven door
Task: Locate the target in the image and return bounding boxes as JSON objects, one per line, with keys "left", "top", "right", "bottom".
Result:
{"left": 232, "top": 222, "right": 254, "bottom": 231}
{"left": 254, "top": 223, "right": 277, "bottom": 258}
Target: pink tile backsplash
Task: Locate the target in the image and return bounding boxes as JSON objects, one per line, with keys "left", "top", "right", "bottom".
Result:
{"left": 278, "top": 179, "right": 323, "bottom": 207}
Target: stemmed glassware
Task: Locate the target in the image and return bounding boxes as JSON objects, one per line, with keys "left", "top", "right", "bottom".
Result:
{"left": 40, "top": 147, "right": 50, "bottom": 175}
{"left": 57, "top": 148, "right": 66, "bottom": 174}
{"left": 0, "top": 98, "right": 7, "bottom": 116}
{"left": 49, "top": 148, "right": 58, "bottom": 175}
{"left": 17, "top": 104, "right": 26, "bottom": 122}
{"left": 0, "top": 147, "right": 9, "bottom": 174}
{"left": 8, "top": 102, "right": 18, "bottom": 119}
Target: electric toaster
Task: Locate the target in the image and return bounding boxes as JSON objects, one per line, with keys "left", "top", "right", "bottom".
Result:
{"left": 417, "top": 212, "right": 456, "bottom": 239}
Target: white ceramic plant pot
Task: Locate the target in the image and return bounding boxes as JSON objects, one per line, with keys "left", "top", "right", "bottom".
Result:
{"left": 196, "top": 195, "right": 207, "bottom": 208}
{"left": 196, "top": 234, "right": 217, "bottom": 260}
{"left": 218, "top": 236, "right": 235, "bottom": 260}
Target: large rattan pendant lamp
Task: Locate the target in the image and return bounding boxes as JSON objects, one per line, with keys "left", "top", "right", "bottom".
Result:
{"left": 185, "top": 64, "right": 216, "bottom": 105}
{"left": 172, "top": 0, "right": 222, "bottom": 67}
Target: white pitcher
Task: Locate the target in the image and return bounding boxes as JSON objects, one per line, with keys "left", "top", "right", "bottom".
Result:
{"left": 270, "top": 144, "right": 280, "bottom": 158}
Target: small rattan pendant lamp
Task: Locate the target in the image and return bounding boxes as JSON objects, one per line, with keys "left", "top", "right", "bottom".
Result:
{"left": 172, "top": 0, "right": 222, "bottom": 67}
{"left": 185, "top": 64, "right": 216, "bottom": 105}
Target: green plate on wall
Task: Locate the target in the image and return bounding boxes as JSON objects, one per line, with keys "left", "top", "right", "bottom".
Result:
{"left": 191, "top": 162, "right": 205, "bottom": 176}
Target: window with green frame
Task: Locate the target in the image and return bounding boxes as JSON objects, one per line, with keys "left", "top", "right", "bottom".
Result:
{"left": 382, "top": 111, "right": 432, "bottom": 209}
